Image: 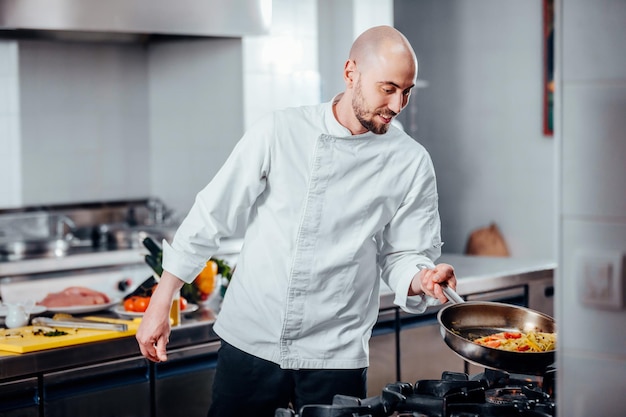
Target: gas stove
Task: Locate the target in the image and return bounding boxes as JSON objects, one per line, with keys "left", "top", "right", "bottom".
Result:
{"left": 275, "top": 368, "right": 556, "bottom": 417}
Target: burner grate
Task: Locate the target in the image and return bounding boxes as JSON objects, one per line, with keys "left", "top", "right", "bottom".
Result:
{"left": 275, "top": 370, "right": 556, "bottom": 417}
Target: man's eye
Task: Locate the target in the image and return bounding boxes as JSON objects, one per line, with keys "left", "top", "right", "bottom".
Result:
{"left": 383, "top": 88, "right": 394, "bottom": 94}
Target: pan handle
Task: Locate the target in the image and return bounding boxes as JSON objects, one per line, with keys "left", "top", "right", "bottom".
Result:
{"left": 442, "top": 284, "right": 465, "bottom": 304}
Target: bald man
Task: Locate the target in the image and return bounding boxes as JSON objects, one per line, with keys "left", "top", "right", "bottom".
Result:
{"left": 136, "top": 25, "right": 456, "bottom": 416}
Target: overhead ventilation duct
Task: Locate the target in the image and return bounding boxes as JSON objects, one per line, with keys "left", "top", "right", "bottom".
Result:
{"left": 0, "top": 0, "right": 272, "bottom": 42}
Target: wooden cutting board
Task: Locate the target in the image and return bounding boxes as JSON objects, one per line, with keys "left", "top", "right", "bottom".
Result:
{"left": 0, "top": 317, "right": 141, "bottom": 354}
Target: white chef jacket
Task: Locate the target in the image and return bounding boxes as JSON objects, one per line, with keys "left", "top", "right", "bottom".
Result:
{"left": 162, "top": 98, "right": 443, "bottom": 369}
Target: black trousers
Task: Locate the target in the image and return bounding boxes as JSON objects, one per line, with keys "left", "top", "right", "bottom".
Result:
{"left": 208, "top": 340, "right": 367, "bottom": 417}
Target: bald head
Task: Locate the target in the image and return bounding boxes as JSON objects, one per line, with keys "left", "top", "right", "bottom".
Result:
{"left": 334, "top": 26, "right": 418, "bottom": 135}
{"left": 349, "top": 25, "right": 417, "bottom": 79}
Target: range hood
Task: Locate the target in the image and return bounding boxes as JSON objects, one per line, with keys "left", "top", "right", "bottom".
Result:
{"left": 0, "top": 0, "right": 271, "bottom": 41}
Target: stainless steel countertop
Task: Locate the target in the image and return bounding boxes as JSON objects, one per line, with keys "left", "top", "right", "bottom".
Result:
{"left": 439, "top": 253, "right": 556, "bottom": 292}
{"left": 0, "top": 238, "right": 245, "bottom": 277}
{"left": 379, "top": 253, "right": 555, "bottom": 309}
{"left": 1, "top": 253, "right": 555, "bottom": 382}
{"left": 0, "top": 248, "right": 145, "bottom": 277}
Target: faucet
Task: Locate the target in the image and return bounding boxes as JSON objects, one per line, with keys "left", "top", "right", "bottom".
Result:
{"left": 147, "top": 198, "right": 172, "bottom": 225}
{"left": 55, "top": 215, "right": 76, "bottom": 238}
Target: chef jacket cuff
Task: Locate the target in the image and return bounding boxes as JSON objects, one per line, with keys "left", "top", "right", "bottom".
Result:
{"left": 393, "top": 262, "right": 441, "bottom": 314}
{"left": 402, "top": 293, "right": 441, "bottom": 314}
{"left": 161, "top": 240, "right": 207, "bottom": 284}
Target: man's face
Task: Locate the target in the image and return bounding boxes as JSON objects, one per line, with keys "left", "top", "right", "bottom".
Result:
{"left": 350, "top": 64, "right": 415, "bottom": 135}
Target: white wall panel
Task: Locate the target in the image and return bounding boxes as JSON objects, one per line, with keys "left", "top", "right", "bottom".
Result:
{"left": 394, "top": 0, "right": 556, "bottom": 258}
{"left": 148, "top": 38, "right": 244, "bottom": 217}
{"left": 317, "top": 0, "right": 394, "bottom": 102}
{"left": 243, "top": 0, "right": 320, "bottom": 130}
{"left": 317, "top": 0, "right": 355, "bottom": 101}
{"left": 562, "top": 83, "right": 626, "bottom": 218}
{"left": 558, "top": 0, "right": 626, "bottom": 414}
{"left": 560, "top": 352, "right": 626, "bottom": 417}
{"left": 560, "top": 218, "right": 626, "bottom": 355}
{"left": 18, "top": 40, "right": 150, "bottom": 205}
{"left": 562, "top": 0, "right": 626, "bottom": 81}
{"left": 0, "top": 41, "right": 21, "bottom": 208}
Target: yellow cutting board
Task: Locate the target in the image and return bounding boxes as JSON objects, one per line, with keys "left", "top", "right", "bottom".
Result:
{"left": 0, "top": 317, "right": 141, "bottom": 354}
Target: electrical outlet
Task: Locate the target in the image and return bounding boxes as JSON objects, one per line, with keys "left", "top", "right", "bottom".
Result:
{"left": 577, "top": 250, "right": 625, "bottom": 310}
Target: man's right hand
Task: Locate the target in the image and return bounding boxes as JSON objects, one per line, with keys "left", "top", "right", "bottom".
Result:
{"left": 408, "top": 263, "right": 457, "bottom": 304}
{"left": 135, "top": 271, "right": 183, "bottom": 362}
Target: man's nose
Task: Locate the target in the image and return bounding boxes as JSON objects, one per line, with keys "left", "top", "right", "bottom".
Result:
{"left": 389, "top": 92, "right": 404, "bottom": 114}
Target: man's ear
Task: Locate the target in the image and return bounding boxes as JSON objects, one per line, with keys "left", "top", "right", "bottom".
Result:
{"left": 343, "top": 59, "right": 357, "bottom": 87}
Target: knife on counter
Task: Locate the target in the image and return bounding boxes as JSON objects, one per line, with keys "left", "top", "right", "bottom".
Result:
{"left": 142, "top": 236, "right": 163, "bottom": 278}
{"left": 120, "top": 236, "right": 163, "bottom": 301}
{"left": 32, "top": 317, "right": 128, "bottom": 332}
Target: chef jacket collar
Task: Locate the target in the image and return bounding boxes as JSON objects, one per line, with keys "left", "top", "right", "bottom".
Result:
{"left": 326, "top": 94, "right": 386, "bottom": 140}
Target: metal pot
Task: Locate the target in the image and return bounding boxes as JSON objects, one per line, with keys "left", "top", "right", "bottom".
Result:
{"left": 437, "top": 287, "right": 556, "bottom": 375}
{"left": 92, "top": 223, "right": 176, "bottom": 249}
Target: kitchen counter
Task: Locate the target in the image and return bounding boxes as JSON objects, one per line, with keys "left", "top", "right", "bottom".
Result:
{"left": 0, "top": 238, "right": 245, "bottom": 278}
{"left": 379, "top": 253, "right": 556, "bottom": 310}
{"left": 440, "top": 253, "right": 556, "bottom": 292}
{"left": 0, "top": 253, "right": 556, "bottom": 383}
{"left": 0, "top": 247, "right": 145, "bottom": 277}
{"left": 0, "top": 307, "right": 219, "bottom": 381}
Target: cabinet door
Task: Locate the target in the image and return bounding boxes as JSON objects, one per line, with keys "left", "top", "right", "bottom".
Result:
{"left": 0, "top": 377, "right": 39, "bottom": 417}
{"left": 399, "top": 321, "right": 481, "bottom": 382}
{"left": 154, "top": 342, "right": 220, "bottom": 417}
{"left": 42, "top": 356, "right": 150, "bottom": 417}
{"left": 367, "top": 309, "right": 399, "bottom": 396}
{"left": 368, "top": 332, "right": 397, "bottom": 396}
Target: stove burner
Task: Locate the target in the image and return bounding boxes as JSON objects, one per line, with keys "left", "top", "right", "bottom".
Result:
{"left": 485, "top": 387, "right": 526, "bottom": 405}
{"left": 275, "top": 370, "right": 556, "bottom": 417}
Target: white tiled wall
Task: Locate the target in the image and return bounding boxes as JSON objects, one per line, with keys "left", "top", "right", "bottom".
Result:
{"left": 17, "top": 40, "right": 150, "bottom": 205}
{"left": 242, "top": 0, "right": 320, "bottom": 130}
{"left": 148, "top": 38, "right": 245, "bottom": 216}
{"left": 0, "top": 41, "right": 22, "bottom": 208}
{"left": 561, "top": 84, "right": 626, "bottom": 218}
{"left": 352, "top": 0, "right": 394, "bottom": 37}
{"left": 558, "top": 0, "right": 626, "bottom": 415}
{"left": 317, "top": 0, "right": 395, "bottom": 102}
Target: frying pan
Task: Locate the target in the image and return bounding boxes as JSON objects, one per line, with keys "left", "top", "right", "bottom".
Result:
{"left": 437, "top": 286, "right": 556, "bottom": 375}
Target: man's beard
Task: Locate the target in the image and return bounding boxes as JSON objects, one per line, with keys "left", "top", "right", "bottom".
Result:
{"left": 352, "top": 80, "right": 396, "bottom": 135}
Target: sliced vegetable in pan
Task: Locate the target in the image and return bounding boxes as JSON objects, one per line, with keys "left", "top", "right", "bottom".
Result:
{"left": 473, "top": 331, "right": 556, "bottom": 352}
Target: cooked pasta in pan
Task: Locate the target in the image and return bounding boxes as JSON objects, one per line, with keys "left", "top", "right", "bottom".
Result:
{"left": 473, "top": 331, "right": 556, "bottom": 352}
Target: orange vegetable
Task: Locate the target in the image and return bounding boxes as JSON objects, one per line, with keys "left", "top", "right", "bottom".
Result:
{"left": 195, "top": 260, "right": 218, "bottom": 295}
{"left": 123, "top": 297, "right": 135, "bottom": 311}
{"left": 179, "top": 296, "right": 188, "bottom": 311}
{"left": 123, "top": 296, "right": 151, "bottom": 312}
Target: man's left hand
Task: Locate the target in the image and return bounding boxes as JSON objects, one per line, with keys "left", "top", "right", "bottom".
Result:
{"left": 409, "top": 263, "right": 457, "bottom": 303}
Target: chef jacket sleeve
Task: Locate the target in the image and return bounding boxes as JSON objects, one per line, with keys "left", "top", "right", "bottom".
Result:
{"left": 377, "top": 150, "right": 444, "bottom": 314}
{"left": 162, "top": 114, "right": 275, "bottom": 283}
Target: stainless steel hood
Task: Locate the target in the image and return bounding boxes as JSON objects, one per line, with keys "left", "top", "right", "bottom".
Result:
{"left": 0, "top": 0, "right": 271, "bottom": 41}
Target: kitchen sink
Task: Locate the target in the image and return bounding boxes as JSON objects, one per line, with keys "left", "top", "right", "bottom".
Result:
{"left": 0, "top": 212, "right": 78, "bottom": 260}
{"left": 0, "top": 237, "right": 71, "bottom": 260}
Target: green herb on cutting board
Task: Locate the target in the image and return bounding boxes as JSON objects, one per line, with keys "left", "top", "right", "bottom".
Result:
{"left": 40, "top": 330, "right": 69, "bottom": 337}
